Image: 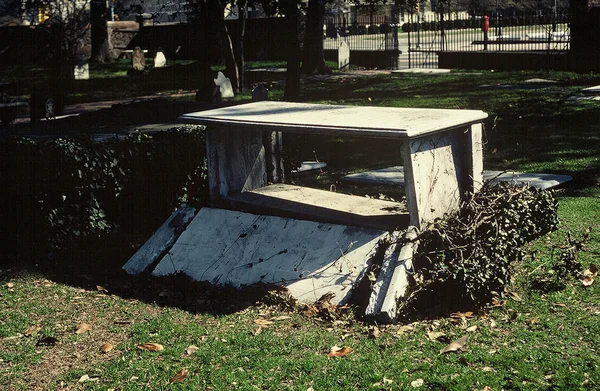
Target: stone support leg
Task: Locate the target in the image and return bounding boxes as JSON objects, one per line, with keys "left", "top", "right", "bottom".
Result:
{"left": 401, "top": 124, "right": 483, "bottom": 228}
{"left": 205, "top": 127, "right": 284, "bottom": 205}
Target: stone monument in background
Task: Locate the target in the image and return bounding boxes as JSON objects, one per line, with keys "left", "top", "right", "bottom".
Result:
{"left": 132, "top": 47, "right": 145, "bottom": 72}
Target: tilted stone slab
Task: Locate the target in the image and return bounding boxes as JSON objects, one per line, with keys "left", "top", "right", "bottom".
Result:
{"left": 365, "top": 227, "right": 418, "bottom": 323}
{"left": 291, "top": 161, "right": 327, "bottom": 173}
{"left": 123, "top": 204, "right": 196, "bottom": 275}
{"left": 151, "top": 208, "right": 387, "bottom": 305}
{"left": 341, "top": 167, "right": 571, "bottom": 190}
{"left": 582, "top": 85, "right": 600, "bottom": 94}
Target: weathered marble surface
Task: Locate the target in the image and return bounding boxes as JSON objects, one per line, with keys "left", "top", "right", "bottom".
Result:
{"left": 366, "top": 227, "right": 418, "bottom": 323}
{"left": 180, "top": 101, "right": 487, "bottom": 139}
{"left": 151, "top": 208, "right": 387, "bottom": 304}
{"left": 123, "top": 204, "right": 196, "bottom": 275}
{"left": 226, "top": 184, "right": 409, "bottom": 231}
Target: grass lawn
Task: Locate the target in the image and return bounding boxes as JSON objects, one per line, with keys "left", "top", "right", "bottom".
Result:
{"left": 1, "top": 69, "right": 600, "bottom": 390}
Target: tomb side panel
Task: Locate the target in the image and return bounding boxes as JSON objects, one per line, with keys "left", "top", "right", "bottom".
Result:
{"left": 206, "top": 128, "right": 270, "bottom": 202}
{"left": 402, "top": 130, "right": 468, "bottom": 227}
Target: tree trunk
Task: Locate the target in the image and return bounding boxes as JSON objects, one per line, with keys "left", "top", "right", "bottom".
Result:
{"left": 284, "top": 0, "right": 301, "bottom": 99}
{"left": 303, "top": 0, "right": 326, "bottom": 74}
{"left": 91, "top": 0, "right": 110, "bottom": 62}
{"left": 196, "top": 1, "right": 219, "bottom": 102}
{"left": 238, "top": 0, "right": 247, "bottom": 89}
{"left": 221, "top": 21, "right": 240, "bottom": 92}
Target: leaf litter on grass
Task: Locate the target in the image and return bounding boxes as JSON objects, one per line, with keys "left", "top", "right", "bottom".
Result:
{"left": 440, "top": 335, "right": 469, "bottom": 354}
{"left": 327, "top": 346, "right": 353, "bottom": 358}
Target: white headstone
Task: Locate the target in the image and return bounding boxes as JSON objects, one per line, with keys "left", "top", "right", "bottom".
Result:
{"left": 338, "top": 41, "right": 350, "bottom": 71}
{"left": 154, "top": 51, "right": 166, "bottom": 68}
{"left": 214, "top": 71, "right": 234, "bottom": 98}
{"left": 74, "top": 63, "right": 89, "bottom": 80}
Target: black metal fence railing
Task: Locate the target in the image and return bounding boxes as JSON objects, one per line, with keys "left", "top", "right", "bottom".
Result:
{"left": 323, "top": 14, "right": 401, "bottom": 69}
{"left": 407, "top": 12, "right": 570, "bottom": 52}
{"left": 406, "top": 11, "right": 571, "bottom": 68}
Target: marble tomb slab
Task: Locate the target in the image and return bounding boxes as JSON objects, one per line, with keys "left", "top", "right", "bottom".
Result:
{"left": 150, "top": 207, "right": 389, "bottom": 305}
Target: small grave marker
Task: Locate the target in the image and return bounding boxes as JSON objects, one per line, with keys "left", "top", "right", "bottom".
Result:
{"left": 154, "top": 50, "right": 166, "bottom": 68}
{"left": 251, "top": 84, "right": 268, "bottom": 101}
{"left": 131, "top": 47, "right": 145, "bottom": 71}
{"left": 338, "top": 41, "right": 350, "bottom": 71}
{"left": 214, "top": 71, "right": 234, "bottom": 98}
{"left": 74, "top": 63, "right": 89, "bottom": 80}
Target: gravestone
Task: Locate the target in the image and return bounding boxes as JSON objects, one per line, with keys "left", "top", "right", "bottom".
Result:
{"left": 74, "top": 63, "right": 89, "bottom": 80}
{"left": 251, "top": 84, "right": 268, "bottom": 101}
{"left": 214, "top": 71, "right": 234, "bottom": 98}
{"left": 131, "top": 47, "right": 145, "bottom": 71}
{"left": 338, "top": 41, "right": 350, "bottom": 71}
{"left": 154, "top": 50, "right": 166, "bottom": 68}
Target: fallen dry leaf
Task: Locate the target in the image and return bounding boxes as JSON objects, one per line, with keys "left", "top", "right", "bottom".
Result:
{"left": 482, "top": 386, "right": 493, "bottom": 391}
{"left": 369, "top": 326, "right": 381, "bottom": 339}
{"left": 75, "top": 323, "right": 92, "bottom": 334}
{"left": 491, "top": 298, "right": 505, "bottom": 308}
{"left": 440, "top": 335, "right": 469, "bottom": 354}
{"left": 24, "top": 325, "right": 41, "bottom": 337}
{"left": 327, "top": 346, "right": 353, "bottom": 358}
{"left": 185, "top": 345, "right": 199, "bottom": 355}
{"left": 450, "top": 311, "right": 474, "bottom": 319}
{"left": 372, "top": 377, "right": 394, "bottom": 386}
{"left": 6, "top": 282, "right": 14, "bottom": 288}
{"left": 254, "top": 318, "right": 274, "bottom": 326}
{"left": 170, "top": 368, "right": 189, "bottom": 384}
{"left": 78, "top": 374, "right": 99, "bottom": 383}
{"left": 554, "top": 303, "right": 567, "bottom": 308}
{"left": 525, "top": 318, "right": 539, "bottom": 326}
{"left": 397, "top": 324, "right": 415, "bottom": 335}
{"left": 411, "top": 378, "right": 424, "bottom": 388}
{"left": 251, "top": 326, "right": 264, "bottom": 336}
{"left": 137, "top": 343, "right": 164, "bottom": 351}
{"left": 582, "top": 276, "right": 594, "bottom": 287}
{"left": 303, "top": 304, "right": 318, "bottom": 317}
{"left": 466, "top": 325, "right": 478, "bottom": 333}
{"left": 584, "top": 263, "right": 599, "bottom": 277}
{"left": 508, "top": 291, "right": 522, "bottom": 302}
{"left": 96, "top": 285, "right": 108, "bottom": 293}
{"left": 270, "top": 315, "right": 292, "bottom": 321}
{"left": 427, "top": 331, "right": 445, "bottom": 340}
{"left": 100, "top": 343, "right": 113, "bottom": 353}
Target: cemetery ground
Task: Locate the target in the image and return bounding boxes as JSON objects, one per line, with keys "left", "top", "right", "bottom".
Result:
{"left": 1, "top": 65, "right": 600, "bottom": 390}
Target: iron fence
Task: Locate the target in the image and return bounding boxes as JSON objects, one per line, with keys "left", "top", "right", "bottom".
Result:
{"left": 323, "top": 14, "right": 401, "bottom": 69}
{"left": 407, "top": 11, "right": 571, "bottom": 68}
